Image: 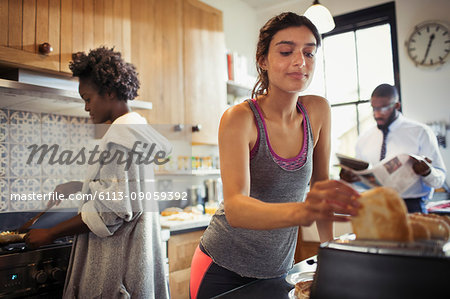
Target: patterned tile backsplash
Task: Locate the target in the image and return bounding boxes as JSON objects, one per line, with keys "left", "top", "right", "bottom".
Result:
{"left": 0, "top": 109, "right": 95, "bottom": 212}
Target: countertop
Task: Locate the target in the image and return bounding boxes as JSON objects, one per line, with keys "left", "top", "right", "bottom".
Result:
{"left": 212, "top": 256, "right": 317, "bottom": 299}
{"left": 427, "top": 191, "right": 450, "bottom": 214}
{"left": 160, "top": 214, "right": 212, "bottom": 233}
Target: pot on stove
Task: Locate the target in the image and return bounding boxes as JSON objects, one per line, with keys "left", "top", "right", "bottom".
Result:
{"left": 0, "top": 232, "right": 26, "bottom": 245}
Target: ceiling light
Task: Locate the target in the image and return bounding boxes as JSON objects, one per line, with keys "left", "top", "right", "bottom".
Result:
{"left": 304, "top": 0, "right": 335, "bottom": 34}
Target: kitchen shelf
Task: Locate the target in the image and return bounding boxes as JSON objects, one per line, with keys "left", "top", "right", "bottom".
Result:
{"left": 155, "top": 169, "right": 220, "bottom": 176}
{"left": 0, "top": 78, "right": 152, "bottom": 117}
{"left": 226, "top": 81, "right": 252, "bottom": 98}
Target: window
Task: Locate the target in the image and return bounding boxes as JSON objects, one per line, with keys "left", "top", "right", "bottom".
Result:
{"left": 303, "top": 2, "right": 400, "bottom": 178}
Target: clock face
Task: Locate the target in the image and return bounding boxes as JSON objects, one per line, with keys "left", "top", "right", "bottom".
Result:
{"left": 406, "top": 22, "right": 450, "bottom": 67}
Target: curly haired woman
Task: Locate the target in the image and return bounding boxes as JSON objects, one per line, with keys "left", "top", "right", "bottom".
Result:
{"left": 25, "top": 47, "right": 171, "bottom": 299}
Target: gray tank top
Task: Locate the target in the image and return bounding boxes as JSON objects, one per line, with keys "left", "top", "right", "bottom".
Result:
{"left": 201, "top": 99, "right": 314, "bottom": 278}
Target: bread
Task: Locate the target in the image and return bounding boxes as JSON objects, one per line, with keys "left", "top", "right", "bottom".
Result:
{"left": 443, "top": 215, "right": 450, "bottom": 227}
{"left": 351, "top": 187, "right": 413, "bottom": 242}
{"left": 183, "top": 206, "right": 203, "bottom": 215}
{"left": 294, "top": 280, "right": 312, "bottom": 299}
{"left": 161, "top": 207, "right": 183, "bottom": 216}
{"left": 408, "top": 213, "right": 450, "bottom": 241}
{"left": 413, "top": 213, "right": 450, "bottom": 227}
{"left": 409, "top": 219, "right": 431, "bottom": 241}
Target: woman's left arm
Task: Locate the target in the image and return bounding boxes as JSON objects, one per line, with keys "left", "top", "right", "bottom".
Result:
{"left": 304, "top": 96, "right": 334, "bottom": 242}
{"left": 81, "top": 143, "right": 147, "bottom": 237}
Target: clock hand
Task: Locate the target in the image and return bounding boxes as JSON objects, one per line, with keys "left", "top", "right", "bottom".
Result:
{"left": 421, "top": 33, "right": 435, "bottom": 65}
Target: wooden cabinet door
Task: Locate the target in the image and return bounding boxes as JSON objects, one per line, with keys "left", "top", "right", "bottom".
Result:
{"left": 130, "top": 0, "right": 185, "bottom": 125}
{"left": 0, "top": 0, "right": 132, "bottom": 73}
{"left": 168, "top": 230, "right": 203, "bottom": 299}
{"left": 0, "top": 0, "right": 60, "bottom": 71}
{"left": 168, "top": 230, "right": 203, "bottom": 273}
{"left": 60, "top": 0, "right": 132, "bottom": 73}
{"left": 169, "top": 268, "right": 191, "bottom": 299}
{"left": 294, "top": 227, "right": 320, "bottom": 263}
{"left": 183, "top": 0, "right": 226, "bottom": 144}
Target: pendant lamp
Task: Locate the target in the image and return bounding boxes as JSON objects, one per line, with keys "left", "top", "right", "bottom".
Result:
{"left": 304, "top": 0, "right": 335, "bottom": 34}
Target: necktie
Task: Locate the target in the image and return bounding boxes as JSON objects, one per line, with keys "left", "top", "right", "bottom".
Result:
{"left": 380, "top": 128, "right": 389, "bottom": 161}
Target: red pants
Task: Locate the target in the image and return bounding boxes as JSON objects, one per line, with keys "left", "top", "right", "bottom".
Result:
{"left": 189, "top": 244, "right": 257, "bottom": 299}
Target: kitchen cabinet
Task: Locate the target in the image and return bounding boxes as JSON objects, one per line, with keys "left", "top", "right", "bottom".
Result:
{"left": 0, "top": 0, "right": 226, "bottom": 144}
{"left": 168, "top": 229, "right": 204, "bottom": 299}
{"left": 0, "top": 0, "right": 132, "bottom": 73}
{"left": 0, "top": 0, "right": 61, "bottom": 71}
{"left": 130, "top": 0, "right": 185, "bottom": 126}
{"left": 183, "top": 0, "right": 227, "bottom": 144}
{"left": 294, "top": 228, "right": 320, "bottom": 263}
{"left": 294, "top": 221, "right": 354, "bottom": 263}
{"left": 60, "top": 0, "right": 132, "bottom": 73}
{"left": 132, "top": 0, "right": 226, "bottom": 141}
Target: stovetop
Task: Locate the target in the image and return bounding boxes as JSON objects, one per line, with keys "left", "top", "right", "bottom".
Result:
{"left": 0, "top": 236, "right": 73, "bottom": 256}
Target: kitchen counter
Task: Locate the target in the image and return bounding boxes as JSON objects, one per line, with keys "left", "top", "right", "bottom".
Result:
{"left": 213, "top": 256, "right": 317, "bottom": 299}
{"left": 427, "top": 191, "right": 450, "bottom": 214}
{"left": 160, "top": 214, "right": 212, "bottom": 234}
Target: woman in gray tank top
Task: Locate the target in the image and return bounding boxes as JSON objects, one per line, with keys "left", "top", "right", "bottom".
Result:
{"left": 190, "top": 12, "right": 361, "bottom": 299}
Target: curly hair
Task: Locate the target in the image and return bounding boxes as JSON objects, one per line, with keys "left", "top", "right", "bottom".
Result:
{"left": 252, "top": 13, "right": 321, "bottom": 99}
{"left": 69, "top": 47, "right": 140, "bottom": 101}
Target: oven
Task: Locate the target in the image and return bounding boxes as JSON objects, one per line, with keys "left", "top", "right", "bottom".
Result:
{"left": 0, "top": 211, "right": 76, "bottom": 299}
{"left": 0, "top": 239, "right": 72, "bottom": 299}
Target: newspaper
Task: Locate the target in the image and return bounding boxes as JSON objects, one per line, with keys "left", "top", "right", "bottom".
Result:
{"left": 336, "top": 153, "right": 423, "bottom": 194}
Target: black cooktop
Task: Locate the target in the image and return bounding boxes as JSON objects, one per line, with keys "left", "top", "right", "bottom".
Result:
{"left": 0, "top": 236, "right": 73, "bottom": 256}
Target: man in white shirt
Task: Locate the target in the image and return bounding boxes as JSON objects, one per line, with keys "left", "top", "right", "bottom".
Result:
{"left": 341, "top": 84, "right": 446, "bottom": 213}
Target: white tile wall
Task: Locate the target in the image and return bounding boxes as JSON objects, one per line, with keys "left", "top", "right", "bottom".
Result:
{"left": 0, "top": 108, "right": 94, "bottom": 212}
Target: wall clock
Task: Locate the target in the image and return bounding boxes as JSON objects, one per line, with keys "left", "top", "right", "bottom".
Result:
{"left": 405, "top": 21, "right": 450, "bottom": 67}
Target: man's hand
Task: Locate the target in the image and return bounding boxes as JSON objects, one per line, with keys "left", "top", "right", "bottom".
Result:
{"left": 412, "top": 157, "right": 432, "bottom": 176}
{"left": 339, "top": 168, "right": 361, "bottom": 183}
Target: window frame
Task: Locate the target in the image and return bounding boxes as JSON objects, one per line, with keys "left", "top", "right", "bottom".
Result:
{"left": 322, "top": 2, "right": 401, "bottom": 133}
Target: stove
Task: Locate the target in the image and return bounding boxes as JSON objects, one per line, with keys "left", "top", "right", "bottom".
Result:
{"left": 0, "top": 238, "right": 73, "bottom": 298}
{"left": 0, "top": 210, "right": 78, "bottom": 298}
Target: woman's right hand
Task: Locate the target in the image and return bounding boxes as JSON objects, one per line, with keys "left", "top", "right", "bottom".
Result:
{"left": 300, "top": 180, "right": 360, "bottom": 226}
{"left": 48, "top": 181, "right": 83, "bottom": 207}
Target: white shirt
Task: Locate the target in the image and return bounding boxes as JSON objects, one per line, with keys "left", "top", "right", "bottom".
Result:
{"left": 355, "top": 113, "right": 446, "bottom": 199}
{"left": 112, "top": 111, "right": 148, "bottom": 124}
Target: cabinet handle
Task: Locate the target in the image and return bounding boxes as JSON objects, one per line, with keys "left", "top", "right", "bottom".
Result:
{"left": 38, "top": 42, "right": 53, "bottom": 55}
{"left": 174, "top": 124, "right": 184, "bottom": 132}
{"left": 192, "top": 124, "right": 202, "bottom": 132}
